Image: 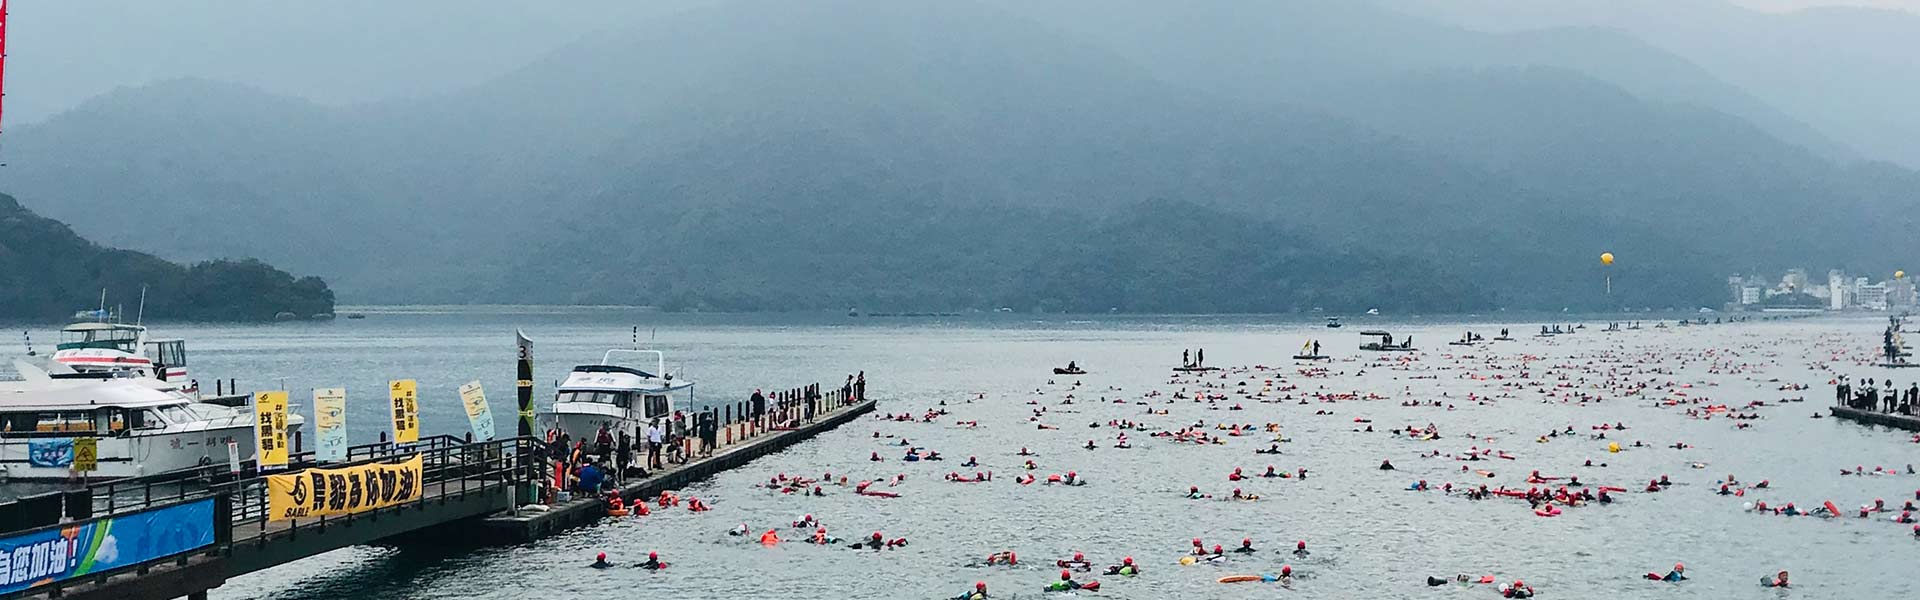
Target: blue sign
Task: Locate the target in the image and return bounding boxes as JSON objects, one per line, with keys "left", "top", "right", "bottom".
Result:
{"left": 0, "top": 498, "right": 215, "bottom": 594}
{"left": 27, "top": 439, "right": 73, "bottom": 468}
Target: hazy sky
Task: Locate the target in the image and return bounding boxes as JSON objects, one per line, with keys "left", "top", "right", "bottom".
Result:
{"left": 0, "top": 0, "right": 1913, "bottom": 126}
{"left": 1732, "top": 0, "right": 1920, "bottom": 10}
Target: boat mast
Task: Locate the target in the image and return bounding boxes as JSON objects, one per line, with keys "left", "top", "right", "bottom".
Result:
{"left": 0, "top": 0, "right": 9, "bottom": 165}
{"left": 136, "top": 284, "right": 148, "bottom": 326}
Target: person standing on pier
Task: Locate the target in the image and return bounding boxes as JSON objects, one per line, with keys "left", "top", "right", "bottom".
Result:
{"left": 616, "top": 430, "right": 632, "bottom": 482}
{"left": 751, "top": 389, "right": 767, "bottom": 421}
{"left": 1836, "top": 376, "right": 1849, "bottom": 407}
{"left": 646, "top": 419, "right": 664, "bottom": 469}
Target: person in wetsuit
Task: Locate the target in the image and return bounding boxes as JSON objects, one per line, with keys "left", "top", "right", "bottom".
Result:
{"left": 1761, "top": 570, "right": 1789, "bottom": 588}
{"left": 637, "top": 551, "right": 666, "bottom": 570}
{"left": 954, "top": 582, "right": 989, "bottom": 600}
{"left": 1233, "top": 538, "right": 1256, "bottom": 553}
{"left": 1105, "top": 556, "right": 1140, "bottom": 576}
{"left": 1647, "top": 563, "right": 1686, "bottom": 581}
{"left": 1293, "top": 541, "right": 1310, "bottom": 558}
{"left": 590, "top": 552, "right": 613, "bottom": 569}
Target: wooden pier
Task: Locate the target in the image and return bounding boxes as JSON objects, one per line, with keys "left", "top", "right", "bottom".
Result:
{"left": 476, "top": 396, "right": 874, "bottom": 543}
{"left": 1, "top": 385, "right": 876, "bottom": 600}
{"left": 1830, "top": 405, "right": 1920, "bottom": 432}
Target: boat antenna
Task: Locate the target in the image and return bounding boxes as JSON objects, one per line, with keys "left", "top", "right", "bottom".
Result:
{"left": 135, "top": 284, "right": 148, "bottom": 326}
{"left": 97, "top": 288, "right": 107, "bottom": 319}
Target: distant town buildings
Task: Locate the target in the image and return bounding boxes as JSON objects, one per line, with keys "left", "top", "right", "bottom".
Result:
{"left": 1734, "top": 268, "right": 1911, "bottom": 312}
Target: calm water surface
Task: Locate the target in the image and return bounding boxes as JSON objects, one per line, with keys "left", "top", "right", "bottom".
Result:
{"left": 6, "top": 310, "right": 1917, "bottom": 598}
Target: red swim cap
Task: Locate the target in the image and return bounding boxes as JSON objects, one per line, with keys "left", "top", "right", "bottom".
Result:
{"left": 1061, "top": 569, "right": 1071, "bottom": 579}
{"left": 649, "top": 551, "right": 658, "bottom": 559}
{"left": 1297, "top": 541, "right": 1306, "bottom": 549}
{"left": 1193, "top": 538, "right": 1202, "bottom": 545}
{"left": 1242, "top": 538, "right": 1251, "bottom": 546}
{"left": 1124, "top": 556, "right": 1134, "bottom": 565}
{"left": 596, "top": 552, "right": 606, "bottom": 561}
{"left": 1282, "top": 565, "right": 1292, "bottom": 576}
{"left": 1074, "top": 552, "right": 1084, "bottom": 561}
{"left": 976, "top": 582, "right": 986, "bottom": 590}
{"left": 873, "top": 532, "right": 883, "bottom": 540}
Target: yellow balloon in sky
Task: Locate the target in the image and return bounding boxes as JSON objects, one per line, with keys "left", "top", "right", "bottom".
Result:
{"left": 1600, "top": 252, "right": 1615, "bottom": 266}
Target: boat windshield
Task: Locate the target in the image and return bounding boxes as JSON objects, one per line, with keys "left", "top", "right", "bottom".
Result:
{"left": 57, "top": 326, "right": 140, "bottom": 351}
{"left": 558, "top": 390, "right": 633, "bottom": 408}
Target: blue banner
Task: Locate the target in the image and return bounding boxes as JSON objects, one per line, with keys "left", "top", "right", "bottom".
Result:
{"left": 0, "top": 498, "right": 215, "bottom": 595}
{"left": 27, "top": 439, "right": 73, "bottom": 468}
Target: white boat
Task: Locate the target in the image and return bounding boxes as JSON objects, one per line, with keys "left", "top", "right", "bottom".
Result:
{"left": 1, "top": 362, "right": 302, "bottom": 481}
{"left": 51, "top": 320, "right": 194, "bottom": 392}
{"left": 542, "top": 350, "right": 694, "bottom": 441}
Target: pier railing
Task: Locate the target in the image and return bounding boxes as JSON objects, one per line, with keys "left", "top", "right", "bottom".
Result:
{"left": 1, "top": 435, "right": 536, "bottom": 600}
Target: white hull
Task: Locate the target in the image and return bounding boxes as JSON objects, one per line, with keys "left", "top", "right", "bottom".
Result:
{"left": 0, "top": 422, "right": 264, "bottom": 481}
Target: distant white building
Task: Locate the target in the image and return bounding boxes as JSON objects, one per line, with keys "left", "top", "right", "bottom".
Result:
{"left": 1858, "top": 282, "right": 1889, "bottom": 310}
{"left": 1740, "top": 286, "right": 1762, "bottom": 305}
{"left": 1829, "top": 270, "right": 1849, "bottom": 310}
{"left": 1783, "top": 269, "right": 1809, "bottom": 292}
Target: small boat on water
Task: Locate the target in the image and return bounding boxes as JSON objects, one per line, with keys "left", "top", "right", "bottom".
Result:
{"left": 1052, "top": 361, "right": 1087, "bottom": 375}
{"left": 543, "top": 350, "right": 693, "bottom": 441}
{"left": 1, "top": 362, "right": 301, "bottom": 481}
{"left": 1292, "top": 340, "right": 1328, "bottom": 361}
{"left": 1358, "top": 331, "right": 1414, "bottom": 352}
{"left": 1325, "top": 317, "right": 1343, "bottom": 329}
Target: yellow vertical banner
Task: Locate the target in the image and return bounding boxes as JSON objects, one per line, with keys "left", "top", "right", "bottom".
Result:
{"left": 73, "top": 437, "right": 98, "bottom": 472}
{"left": 458, "top": 380, "right": 495, "bottom": 441}
{"left": 388, "top": 379, "right": 419, "bottom": 444}
{"left": 254, "top": 391, "right": 290, "bottom": 468}
{"left": 313, "top": 388, "right": 347, "bottom": 463}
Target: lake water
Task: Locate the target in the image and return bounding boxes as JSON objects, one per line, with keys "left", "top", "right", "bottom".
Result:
{"left": 6, "top": 309, "right": 1918, "bottom": 598}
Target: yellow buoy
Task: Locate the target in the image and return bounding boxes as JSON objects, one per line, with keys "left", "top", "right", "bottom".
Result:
{"left": 1608, "top": 442, "right": 1621, "bottom": 454}
{"left": 1600, "top": 252, "right": 1615, "bottom": 266}
{"left": 1180, "top": 556, "right": 1198, "bottom": 566}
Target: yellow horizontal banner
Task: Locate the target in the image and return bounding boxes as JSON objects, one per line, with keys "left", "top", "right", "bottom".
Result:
{"left": 266, "top": 455, "right": 422, "bottom": 521}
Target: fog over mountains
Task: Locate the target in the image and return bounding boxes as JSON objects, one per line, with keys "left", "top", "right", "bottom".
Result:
{"left": 2, "top": 0, "right": 1916, "bottom": 313}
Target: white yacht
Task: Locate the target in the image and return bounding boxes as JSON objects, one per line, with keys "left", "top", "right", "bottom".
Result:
{"left": 543, "top": 350, "right": 693, "bottom": 441}
{"left": 51, "top": 320, "right": 194, "bottom": 392}
{"left": 0, "top": 362, "right": 301, "bottom": 481}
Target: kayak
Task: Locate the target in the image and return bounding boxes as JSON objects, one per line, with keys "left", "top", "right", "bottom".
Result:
{"left": 1218, "top": 575, "right": 1264, "bottom": 583}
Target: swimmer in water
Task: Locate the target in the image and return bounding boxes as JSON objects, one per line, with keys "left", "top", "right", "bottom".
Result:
{"left": 1233, "top": 538, "right": 1257, "bottom": 553}
{"left": 1647, "top": 563, "right": 1686, "bottom": 582}
{"left": 1379, "top": 459, "right": 1396, "bottom": 470}
{"left": 590, "top": 552, "right": 613, "bottom": 569}
{"left": 1190, "top": 538, "right": 1207, "bottom": 555}
{"left": 1104, "top": 556, "right": 1140, "bottom": 576}
{"left": 1186, "top": 486, "right": 1207, "bottom": 500}
{"left": 1057, "top": 552, "right": 1091, "bottom": 571}
{"left": 1761, "top": 570, "right": 1789, "bottom": 588}
{"left": 1293, "top": 541, "right": 1310, "bottom": 558}
{"left": 954, "top": 581, "right": 988, "bottom": 600}
{"left": 637, "top": 551, "right": 666, "bottom": 570}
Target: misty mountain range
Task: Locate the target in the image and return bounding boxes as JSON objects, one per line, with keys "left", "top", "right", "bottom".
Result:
{"left": 1, "top": 0, "right": 1915, "bottom": 313}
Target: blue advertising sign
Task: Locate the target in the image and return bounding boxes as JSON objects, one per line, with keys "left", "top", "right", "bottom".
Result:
{"left": 26, "top": 439, "right": 73, "bottom": 468}
{"left": 0, "top": 498, "right": 215, "bottom": 594}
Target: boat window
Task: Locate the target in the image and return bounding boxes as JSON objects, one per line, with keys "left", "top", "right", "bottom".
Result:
{"left": 138, "top": 409, "right": 169, "bottom": 429}
{"left": 160, "top": 405, "right": 196, "bottom": 424}
{"left": 644, "top": 394, "right": 669, "bottom": 419}
{"left": 38, "top": 411, "right": 97, "bottom": 433}
{"left": 146, "top": 341, "right": 187, "bottom": 366}
{"left": 106, "top": 409, "right": 127, "bottom": 433}
{"left": 0, "top": 413, "right": 40, "bottom": 433}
